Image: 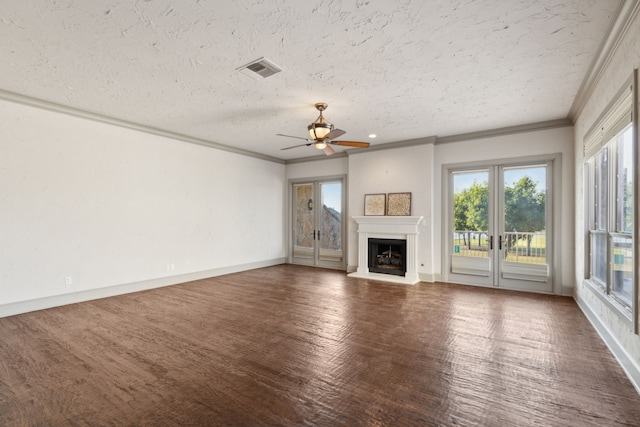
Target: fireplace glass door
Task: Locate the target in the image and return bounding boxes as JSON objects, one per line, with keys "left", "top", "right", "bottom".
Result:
{"left": 291, "top": 179, "right": 344, "bottom": 270}
{"left": 368, "top": 238, "right": 407, "bottom": 276}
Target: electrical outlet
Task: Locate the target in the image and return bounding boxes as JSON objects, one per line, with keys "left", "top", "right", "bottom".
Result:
{"left": 170, "top": 263, "right": 175, "bottom": 271}
{"left": 65, "top": 276, "right": 72, "bottom": 285}
{"left": 166, "top": 264, "right": 171, "bottom": 272}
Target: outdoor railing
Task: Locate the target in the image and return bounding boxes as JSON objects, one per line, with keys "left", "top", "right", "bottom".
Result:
{"left": 453, "top": 230, "right": 546, "bottom": 264}
{"left": 503, "top": 231, "right": 546, "bottom": 264}
{"left": 452, "top": 231, "right": 489, "bottom": 258}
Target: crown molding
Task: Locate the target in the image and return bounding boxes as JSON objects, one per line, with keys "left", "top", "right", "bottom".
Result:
{"left": 0, "top": 89, "right": 285, "bottom": 165}
{"left": 284, "top": 118, "right": 573, "bottom": 164}
{"left": 436, "top": 118, "right": 572, "bottom": 145}
{"left": 284, "top": 151, "right": 348, "bottom": 164}
{"left": 344, "top": 135, "right": 437, "bottom": 157}
{"left": 284, "top": 136, "right": 437, "bottom": 163}
{"left": 568, "top": 0, "right": 640, "bottom": 122}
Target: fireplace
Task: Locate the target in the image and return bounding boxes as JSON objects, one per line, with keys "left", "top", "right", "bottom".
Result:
{"left": 348, "top": 216, "right": 423, "bottom": 285}
{"left": 368, "top": 238, "right": 406, "bottom": 276}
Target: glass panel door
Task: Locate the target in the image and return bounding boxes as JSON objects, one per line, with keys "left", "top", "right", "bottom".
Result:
{"left": 292, "top": 183, "right": 315, "bottom": 265}
{"left": 448, "top": 169, "right": 494, "bottom": 286}
{"left": 319, "top": 182, "right": 343, "bottom": 265}
{"left": 291, "top": 179, "right": 345, "bottom": 270}
{"left": 498, "top": 164, "right": 552, "bottom": 292}
{"left": 446, "top": 162, "right": 553, "bottom": 292}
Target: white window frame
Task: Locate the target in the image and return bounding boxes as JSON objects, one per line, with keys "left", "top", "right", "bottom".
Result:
{"left": 583, "top": 71, "right": 638, "bottom": 333}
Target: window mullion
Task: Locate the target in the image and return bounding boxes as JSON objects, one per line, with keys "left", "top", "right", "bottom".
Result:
{"left": 607, "top": 140, "right": 616, "bottom": 295}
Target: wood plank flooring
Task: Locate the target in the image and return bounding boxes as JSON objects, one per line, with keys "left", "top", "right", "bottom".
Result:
{"left": 1, "top": 264, "right": 639, "bottom": 426}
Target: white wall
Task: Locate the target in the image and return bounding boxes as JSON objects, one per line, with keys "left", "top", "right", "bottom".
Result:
{"left": 573, "top": 7, "right": 640, "bottom": 388}
{"left": 0, "top": 99, "right": 286, "bottom": 314}
{"left": 285, "top": 156, "right": 348, "bottom": 180}
{"left": 347, "top": 144, "right": 434, "bottom": 277}
{"left": 433, "top": 126, "right": 575, "bottom": 293}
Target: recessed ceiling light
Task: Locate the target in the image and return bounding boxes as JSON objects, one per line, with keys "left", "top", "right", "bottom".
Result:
{"left": 369, "top": 134, "right": 377, "bottom": 138}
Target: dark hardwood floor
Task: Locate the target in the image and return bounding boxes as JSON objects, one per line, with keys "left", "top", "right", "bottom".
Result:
{"left": 1, "top": 264, "right": 639, "bottom": 426}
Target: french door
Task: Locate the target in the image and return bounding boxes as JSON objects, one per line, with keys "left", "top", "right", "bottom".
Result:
{"left": 290, "top": 178, "right": 345, "bottom": 270}
{"left": 446, "top": 161, "right": 553, "bottom": 293}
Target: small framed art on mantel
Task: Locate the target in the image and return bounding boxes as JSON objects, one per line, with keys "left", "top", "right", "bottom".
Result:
{"left": 386, "top": 192, "right": 412, "bottom": 216}
{"left": 364, "top": 193, "right": 386, "bottom": 216}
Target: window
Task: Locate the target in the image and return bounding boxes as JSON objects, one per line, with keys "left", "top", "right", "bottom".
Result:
{"left": 584, "top": 76, "right": 636, "bottom": 317}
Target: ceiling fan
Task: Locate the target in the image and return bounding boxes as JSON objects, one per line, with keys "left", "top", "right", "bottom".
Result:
{"left": 277, "top": 102, "right": 370, "bottom": 155}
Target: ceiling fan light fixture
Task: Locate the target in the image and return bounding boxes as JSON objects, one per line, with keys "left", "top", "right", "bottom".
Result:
{"left": 307, "top": 102, "right": 334, "bottom": 140}
{"left": 308, "top": 120, "right": 333, "bottom": 140}
{"left": 278, "top": 102, "right": 370, "bottom": 154}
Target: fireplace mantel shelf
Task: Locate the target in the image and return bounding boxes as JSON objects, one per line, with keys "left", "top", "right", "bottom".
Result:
{"left": 349, "top": 215, "right": 424, "bottom": 285}
{"left": 351, "top": 216, "right": 423, "bottom": 224}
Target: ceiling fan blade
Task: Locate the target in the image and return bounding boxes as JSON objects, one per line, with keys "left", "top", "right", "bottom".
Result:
{"left": 276, "top": 133, "right": 310, "bottom": 141}
{"left": 330, "top": 141, "right": 370, "bottom": 148}
{"left": 323, "top": 145, "right": 335, "bottom": 156}
{"left": 325, "top": 128, "right": 346, "bottom": 140}
{"left": 281, "top": 143, "right": 312, "bottom": 150}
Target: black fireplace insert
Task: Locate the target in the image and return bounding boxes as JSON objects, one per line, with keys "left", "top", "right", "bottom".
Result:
{"left": 368, "top": 238, "right": 407, "bottom": 276}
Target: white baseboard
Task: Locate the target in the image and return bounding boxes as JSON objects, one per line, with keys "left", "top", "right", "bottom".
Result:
{"left": 575, "top": 294, "right": 640, "bottom": 395}
{"left": 0, "top": 258, "right": 285, "bottom": 318}
{"left": 419, "top": 272, "right": 437, "bottom": 283}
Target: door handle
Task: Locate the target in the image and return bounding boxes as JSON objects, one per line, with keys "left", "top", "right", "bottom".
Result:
{"left": 489, "top": 235, "right": 493, "bottom": 250}
{"left": 499, "top": 235, "right": 503, "bottom": 250}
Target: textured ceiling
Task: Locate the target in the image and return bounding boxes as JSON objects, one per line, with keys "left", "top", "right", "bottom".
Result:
{"left": 0, "top": 0, "right": 623, "bottom": 160}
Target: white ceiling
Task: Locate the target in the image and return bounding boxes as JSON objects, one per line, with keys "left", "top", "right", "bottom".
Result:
{"left": 0, "top": 0, "right": 623, "bottom": 161}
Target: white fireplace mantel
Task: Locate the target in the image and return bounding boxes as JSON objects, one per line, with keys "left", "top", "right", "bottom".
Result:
{"left": 348, "top": 216, "right": 423, "bottom": 285}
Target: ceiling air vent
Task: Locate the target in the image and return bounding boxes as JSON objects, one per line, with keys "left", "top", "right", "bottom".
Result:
{"left": 237, "top": 57, "right": 282, "bottom": 80}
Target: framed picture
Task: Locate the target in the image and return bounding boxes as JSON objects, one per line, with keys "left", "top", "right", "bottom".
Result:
{"left": 364, "top": 193, "right": 386, "bottom": 216}
{"left": 387, "top": 192, "right": 412, "bottom": 216}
